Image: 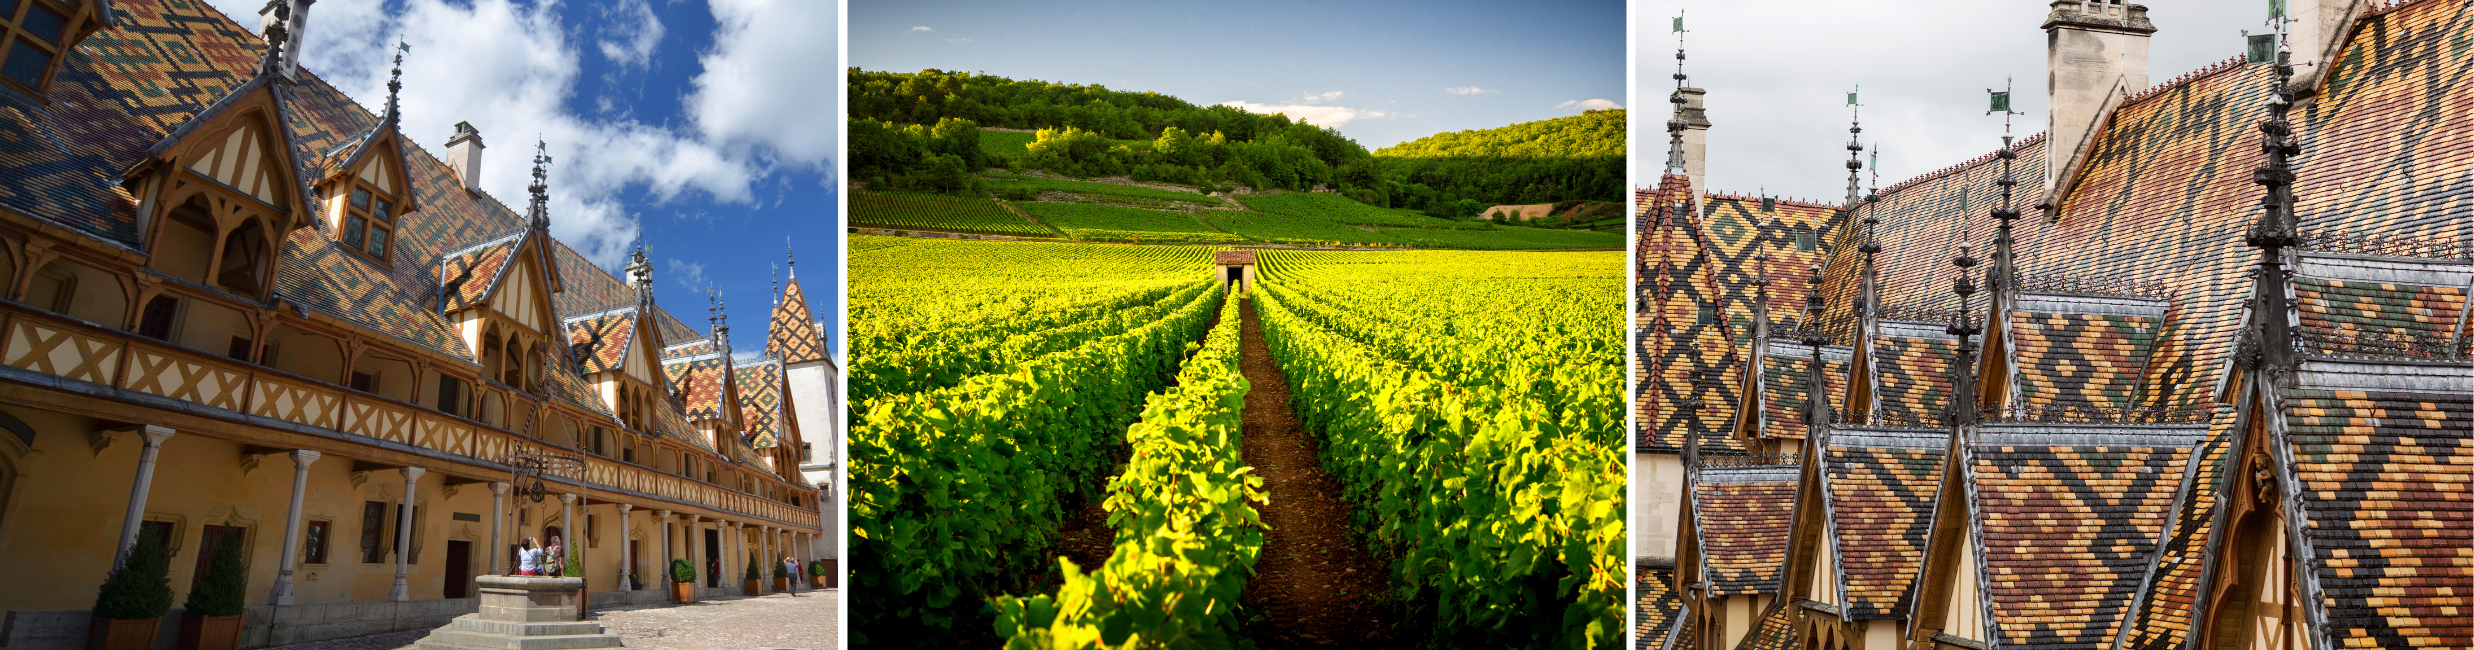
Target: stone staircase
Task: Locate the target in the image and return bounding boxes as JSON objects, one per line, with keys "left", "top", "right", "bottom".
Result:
{"left": 409, "top": 576, "right": 625, "bottom": 650}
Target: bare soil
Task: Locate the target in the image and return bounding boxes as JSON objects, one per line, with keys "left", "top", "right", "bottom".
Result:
{"left": 1235, "top": 298, "right": 1405, "bottom": 648}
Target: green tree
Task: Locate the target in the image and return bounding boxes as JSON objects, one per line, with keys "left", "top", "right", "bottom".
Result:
{"left": 93, "top": 535, "right": 174, "bottom": 620}
{"left": 182, "top": 535, "right": 248, "bottom": 617}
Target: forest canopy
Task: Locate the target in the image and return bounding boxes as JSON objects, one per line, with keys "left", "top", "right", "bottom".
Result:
{"left": 848, "top": 68, "right": 1624, "bottom": 215}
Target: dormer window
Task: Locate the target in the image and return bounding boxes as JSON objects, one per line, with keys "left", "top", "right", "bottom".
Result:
{"left": 328, "top": 142, "right": 408, "bottom": 262}
{"left": 342, "top": 174, "right": 398, "bottom": 260}
{"left": 0, "top": 0, "right": 71, "bottom": 91}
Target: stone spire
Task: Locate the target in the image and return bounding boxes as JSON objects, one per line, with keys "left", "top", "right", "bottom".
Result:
{"left": 1844, "top": 89, "right": 1866, "bottom": 209}
{"left": 2246, "top": 21, "right": 2304, "bottom": 379}
{"left": 526, "top": 141, "right": 551, "bottom": 234}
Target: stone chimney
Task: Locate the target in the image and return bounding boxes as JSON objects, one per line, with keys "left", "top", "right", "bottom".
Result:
{"left": 258, "top": 0, "right": 313, "bottom": 81}
{"left": 445, "top": 122, "right": 485, "bottom": 192}
{"left": 1676, "top": 87, "right": 1710, "bottom": 199}
{"left": 2290, "top": 0, "right": 2365, "bottom": 89}
{"left": 2042, "top": 0, "right": 2152, "bottom": 193}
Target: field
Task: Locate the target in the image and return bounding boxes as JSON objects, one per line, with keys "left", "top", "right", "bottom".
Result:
{"left": 1202, "top": 209, "right": 1407, "bottom": 246}
{"left": 983, "top": 173, "right": 1217, "bottom": 205}
{"left": 846, "top": 236, "right": 1624, "bottom": 647}
{"left": 1382, "top": 224, "right": 1623, "bottom": 249}
{"left": 849, "top": 192, "right": 1054, "bottom": 237}
{"left": 1239, "top": 192, "right": 1490, "bottom": 229}
{"left": 1019, "top": 202, "right": 1249, "bottom": 244}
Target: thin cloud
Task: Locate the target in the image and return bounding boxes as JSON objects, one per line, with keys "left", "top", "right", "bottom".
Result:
{"left": 908, "top": 25, "right": 931, "bottom": 32}
{"left": 1220, "top": 101, "right": 1397, "bottom": 128}
{"left": 1558, "top": 98, "right": 1623, "bottom": 110}
{"left": 668, "top": 258, "right": 710, "bottom": 293}
{"left": 1445, "top": 86, "right": 1498, "bottom": 95}
{"left": 947, "top": 38, "right": 974, "bottom": 42}
{"left": 1303, "top": 90, "right": 1344, "bottom": 102}
{"left": 595, "top": 0, "right": 665, "bottom": 68}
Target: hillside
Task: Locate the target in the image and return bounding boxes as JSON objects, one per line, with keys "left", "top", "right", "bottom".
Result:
{"left": 1374, "top": 110, "right": 1625, "bottom": 160}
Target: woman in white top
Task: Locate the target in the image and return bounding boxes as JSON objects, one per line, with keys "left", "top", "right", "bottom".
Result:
{"left": 517, "top": 537, "right": 543, "bottom": 576}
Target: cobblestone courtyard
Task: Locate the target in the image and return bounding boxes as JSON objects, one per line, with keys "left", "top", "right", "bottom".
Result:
{"left": 263, "top": 590, "right": 841, "bottom": 650}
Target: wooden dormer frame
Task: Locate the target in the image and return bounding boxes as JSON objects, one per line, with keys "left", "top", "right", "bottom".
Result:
{"left": 130, "top": 88, "right": 315, "bottom": 303}
{"left": 320, "top": 135, "right": 417, "bottom": 264}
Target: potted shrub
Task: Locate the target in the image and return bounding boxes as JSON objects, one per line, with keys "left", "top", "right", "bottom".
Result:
{"left": 806, "top": 560, "right": 826, "bottom": 589}
{"left": 90, "top": 534, "right": 173, "bottom": 650}
{"left": 177, "top": 539, "right": 247, "bottom": 650}
{"left": 564, "top": 554, "right": 588, "bottom": 615}
{"left": 740, "top": 552, "right": 761, "bottom": 596}
{"left": 667, "top": 559, "right": 695, "bottom": 603}
{"left": 770, "top": 559, "right": 790, "bottom": 593}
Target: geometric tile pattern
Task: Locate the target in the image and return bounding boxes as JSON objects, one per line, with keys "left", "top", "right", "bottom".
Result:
{"left": 734, "top": 360, "right": 782, "bottom": 449}
{"left": 2279, "top": 387, "right": 2473, "bottom": 649}
{"left": 1694, "top": 476, "right": 1796, "bottom": 596}
{"left": 1971, "top": 443, "right": 2187, "bottom": 650}
{"left": 1634, "top": 564, "right": 1680, "bottom": 650}
{"left": 2007, "top": 310, "right": 2160, "bottom": 410}
{"left": 1822, "top": 443, "right": 1946, "bottom": 619}
{"left": 2294, "top": 277, "right": 2467, "bottom": 340}
{"left": 2117, "top": 408, "right": 2240, "bottom": 650}
{"left": 1758, "top": 352, "right": 1847, "bottom": 436}
{"left": 440, "top": 235, "right": 521, "bottom": 312}
{"left": 1870, "top": 333, "right": 1957, "bottom": 425}
{"left": 768, "top": 276, "right": 825, "bottom": 364}
{"left": 1738, "top": 602, "right": 1799, "bottom": 650}
{"left": 564, "top": 309, "right": 638, "bottom": 375}
{"left": 667, "top": 356, "right": 730, "bottom": 421}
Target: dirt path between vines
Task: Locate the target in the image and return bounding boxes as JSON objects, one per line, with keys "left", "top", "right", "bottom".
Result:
{"left": 1237, "top": 297, "right": 1403, "bottom": 648}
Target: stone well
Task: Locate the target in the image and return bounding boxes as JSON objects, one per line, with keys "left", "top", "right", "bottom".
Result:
{"left": 407, "top": 576, "right": 625, "bottom": 650}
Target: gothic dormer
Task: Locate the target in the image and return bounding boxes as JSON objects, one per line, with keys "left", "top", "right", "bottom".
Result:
{"left": 315, "top": 47, "right": 419, "bottom": 263}
{"left": 127, "top": 75, "right": 313, "bottom": 302}
{"left": 0, "top": 0, "right": 109, "bottom": 95}
{"left": 564, "top": 244, "right": 672, "bottom": 433}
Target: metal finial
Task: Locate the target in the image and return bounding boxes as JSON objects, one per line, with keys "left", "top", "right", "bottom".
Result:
{"left": 1665, "top": 11, "right": 1692, "bottom": 176}
{"left": 381, "top": 42, "right": 407, "bottom": 125}
{"left": 1845, "top": 88, "right": 1866, "bottom": 208}
{"left": 526, "top": 140, "right": 552, "bottom": 232}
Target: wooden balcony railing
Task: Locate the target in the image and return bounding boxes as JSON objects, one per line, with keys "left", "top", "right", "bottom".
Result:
{"left": 0, "top": 304, "right": 818, "bottom": 527}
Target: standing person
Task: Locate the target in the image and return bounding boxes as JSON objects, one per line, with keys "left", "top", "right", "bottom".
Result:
{"left": 780, "top": 555, "right": 799, "bottom": 597}
{"left": 517, "top": 538, "right": 542, "bottom": 576}
{"left": 545, "top": 536, "right": 566, "bottom": 577}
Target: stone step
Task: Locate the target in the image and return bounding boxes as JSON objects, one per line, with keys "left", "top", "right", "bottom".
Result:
{"left": 417, "top": 629, "right": 627, "bottom": 650}
{"left": 444, "top": 615, "right": 606, "bottom": 637}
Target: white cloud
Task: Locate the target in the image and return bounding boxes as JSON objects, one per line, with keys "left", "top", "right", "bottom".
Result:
{"left": 595, "top": 0, "right": 665, "bottom": 68}
{"left": 1557, "top": 98, "right": 1623, "bottom": 110}
{"left": 1219, "top": 101, "right": 1398, "bottom": 128}
{"left": 668, "top": 258, "right": 709, "bottom": 293}
{"left": 689, "top": 0, "right": 839, "bottom": 168}
{"left": 908, "top": 25, "right": 931, "bottom": 32}
{"left": 1303, "top": 90, "right": 1343, "bottom": 102}
{"left": 947, "top": 38, "right": 974, "bottom": 43}
{"left": 1445, "top": 86, "right": 1497, "bottom": 95}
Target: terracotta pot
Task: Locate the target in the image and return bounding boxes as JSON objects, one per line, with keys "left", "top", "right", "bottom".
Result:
{"left": 176, "top": 614, "right": 242, "bottom": 650}
{"left": 809, "top": 575, "right": 826, "bottom": 589}
{"left": 87, "top": 617, "right": 160, "bottom": 650}
{"left": 741, "top": 579, "right": 761, "bottom": 596}
{"left": 771, "top": 577, "right": 790, "bottom": 592}
{"left": 670, "top": 582, "right": 696, "bottom": 603}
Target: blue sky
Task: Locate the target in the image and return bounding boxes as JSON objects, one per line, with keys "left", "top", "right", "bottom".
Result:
{"left": 1630, "top": 0, "right": 2283, "bottom": 201}
{"left": 199, "top": 0, "right": 841, "bottom": 360}
{"left": 852, "top": 0, "right": 1626, "bottom": 150}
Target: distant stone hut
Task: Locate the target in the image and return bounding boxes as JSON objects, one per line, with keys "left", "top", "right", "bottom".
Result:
{"left": 1214, "top": 250, "right": 1257, "bottom": 292}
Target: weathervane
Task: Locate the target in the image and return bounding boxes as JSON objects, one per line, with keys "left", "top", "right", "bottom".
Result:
{"left": 1664, "top": 9, "right": 1692, "bottom": 175}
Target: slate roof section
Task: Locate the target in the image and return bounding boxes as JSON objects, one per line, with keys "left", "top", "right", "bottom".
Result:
{"left": 1969, "top": 430, "right": 2192, "bottom": 650}
{"left": 2279, "top": 385, "right": 2472, "bottom": 649}
{"left": 734, "top": 359, "right": 782, "bottom": 449}
{"left": 1634, "top": 564, "right": 1681, "bottom": 650}
{"left": 1821, "top": 429, "right": 1948, "bottom": 619}
{"left": 1756, "top": 347, "right": 1849, "bottom": 437}
{"left": 1694, "top": 468, "right": 1797, "bottom": 596}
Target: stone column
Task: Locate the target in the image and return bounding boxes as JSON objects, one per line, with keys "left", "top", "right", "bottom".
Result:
{"left": 489, "top": 482, "right": 509, "bottom": 575}
{"left": 614, "top": 504, "right": 633, "bottom": 592}
{"left": 685, "top": 515, "right": 703, "bottom": 588}
{"left": 557, "top": 492, "right": 577, "bottom": 574}
{"left": 389, "top": 466, "right": 426, "bottom": 601}
{"left": 270, "top": 450, "right": 323, "bottom": 605}
{"left": 655, "top": 509, "right": 673, "bottom": 586}
{"left": 112, "top": 425, "right": 177, "bottom": 569}
{"left": 759, "top": 526, "right": 773, "bottom": 584}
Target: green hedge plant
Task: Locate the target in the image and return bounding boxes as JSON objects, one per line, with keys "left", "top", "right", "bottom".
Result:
{"left": 181, "top": 537, "right": 247, "bottom": 617}
{"left": 668, "top": 558, "right": 694, "bottom": 584}
{"left": 94, "top": 534, "right": 173, "bottom": 620}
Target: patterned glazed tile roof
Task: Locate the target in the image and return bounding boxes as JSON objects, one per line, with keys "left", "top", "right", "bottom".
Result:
{"left": 1755, "top": 348, "right": 1848, "bottom": 437}
{"left": 2294, "top": 277, "right": 2467, "bottom": 339}
{"left": 2116, "top": 408, "right": 2239, "bottom": 650}
{"left": 1820, "top": 433, "right": 1946, "bottom": 619}
{"left": 1733, "top": 602, "right": 1798, "bottom": 650}
{"left": 550, "top": 239, "right": 634, "bottom": 315}
{"left": 1634, "top": 564, "right": 1681, "bottom": 650}
{"left": 1867, "top": 328, "right": 1958, "bottom": 426}
{"left": 653, "top": 393, "right": 705, "bottom": 449}
{"left": 564, "top": 309, "right": 638, "bottom": 374}
{"left": 1694, "top": 469, "right": 1797, "bottom": 596}
{"left": 1969, "top": 437, "right": 2189, "bottom": 650}
{"left": 1639, "top": 176, "right": 1743, "bottom": 453}
{"left": 2006, "top": 308, "right": 2161, "bottom": 410}
{"left": 667, "top": 355, "right": 731, "bottom": 421}
{"left": 2279, "top": 385, "right": 2472, "bottom": 649}
{"left": 439, "top": 234, "right": 523, "bottom": 312}
{"left": 768, "top": 276, "right": 826, "bottom": 364}
{"left": 734, "top": 359, "right": 782, "bottom": 449}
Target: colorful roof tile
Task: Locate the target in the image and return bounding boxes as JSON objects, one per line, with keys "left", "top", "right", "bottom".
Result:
{"left": 439, "top": 234, "right": 522, "bottom": 312}
{"left": 1733, "top": 602, "right": 1798, "bottom": 650}
{"left": 667, "top": 355, "right": 731, "bottom": 421}
{"left": 769, "top": 276, "right": 826, "bottom": 364}
{"left": 1755, "top": 346, "right": 1849, "bottom": 437}
{"left": 1967, "top": 428, "right": 2195, "bottom": 650}
{"left": 1694, "top": 467, "right": 1797, "bottom": 596}
{"left": 2114, "top": 408, "right": 2240, "bottom": 650}
{"left": 1635, "top": 564, "right": 1681, "bottom": 650}
{"left": 2005, "top": 306, "right": 2163, "bottom": 411}
{"left": 734, "top": 359, "right": 783, "bottom": 449}
{"left": 564, "top": 309, "right": 638, "bottom": 374}
{"left": 1820, "top": 428, "right": 1947, "bottom": 619}
{"left": 2278, "top": 385, "right": 2472, "bottom": 649}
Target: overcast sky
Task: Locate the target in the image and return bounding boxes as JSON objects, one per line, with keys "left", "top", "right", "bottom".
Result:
{"left": 1631, "top": 0, "right": 2278, "bottom": 201}
{"left": 197, "top": 0, "right": 840, "bottom": 360}
{"left": 853, "top": 0, "right": 1625, "bottom": 150}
